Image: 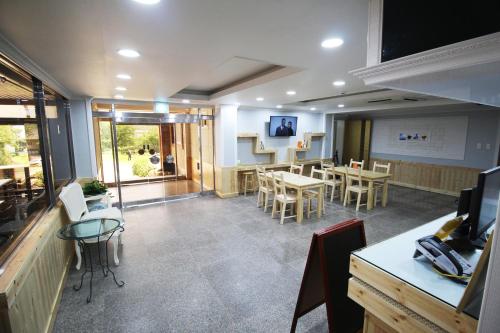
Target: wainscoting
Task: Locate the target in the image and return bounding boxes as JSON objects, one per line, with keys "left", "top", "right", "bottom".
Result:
{"left": 370, "top": 158, "right": 482, "bottom": 196}
{"left": 0, "top": 202, "right": 73, "bottom": 333}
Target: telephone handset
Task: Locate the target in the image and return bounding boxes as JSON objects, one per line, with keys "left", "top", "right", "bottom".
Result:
{"left": 414, "top": 235, "right": 473, "bottom": 277}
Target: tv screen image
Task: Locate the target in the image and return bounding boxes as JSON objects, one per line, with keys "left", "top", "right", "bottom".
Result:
{"left": 269, "top": 116, "right": 297, "bottom": 137}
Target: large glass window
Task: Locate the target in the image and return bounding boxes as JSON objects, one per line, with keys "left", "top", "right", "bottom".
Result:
{"left": 0, "top": 54, "right": 75, "bottom": 265}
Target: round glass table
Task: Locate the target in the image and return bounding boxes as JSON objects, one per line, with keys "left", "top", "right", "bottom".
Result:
{"left": 58, "top": 218, "right": 125, "bottom": 303}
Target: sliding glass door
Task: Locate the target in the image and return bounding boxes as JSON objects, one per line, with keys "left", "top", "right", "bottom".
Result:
{"left": 92, "top": 103, "right": 214, "bottom": 208}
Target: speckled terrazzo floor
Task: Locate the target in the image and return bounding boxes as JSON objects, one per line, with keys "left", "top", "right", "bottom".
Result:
{"left": 53, "top": 185, "right": 456, "bottom": 333}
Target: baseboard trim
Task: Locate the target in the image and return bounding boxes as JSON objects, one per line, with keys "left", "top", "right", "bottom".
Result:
{"left": 388, "top": 180, "right": 459, "bottom": 197}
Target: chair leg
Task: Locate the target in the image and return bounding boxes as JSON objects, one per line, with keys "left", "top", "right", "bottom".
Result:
{"left": 374, "top": 188, "right": 378, "bottom": 208}
{"left": 343, "top": 189, "right": 349, "bottom": 206}
{"left": 244, "top": 175, "right": 248, "bottom": 196}
{"left": 75, "top": 240, "right": 82, "bottom": 270}
{"left": 263, "top": 192, "right": 269, "bottom": 213}
{"left": 280, "top": 202, "right": 286, "bottom": 224}
{"left": 271, "top": 198, "right": 277, "bottom": 218}
{"left": 330, "top": 184, "right": 335, "bottom": 202}
{"left": 257, "top": 190, "right": 262, "bottom": 207}
{"left": 118, "top": 233, "right": 123, "bottom": 245}
{"left": 356, "top": 193, "right": 361, "bottom": 212}
{"left": 112, "top": 237, "right": 120, "bottom": 266}
{"left": 307, "top": 198, "right": 311, "bottom": 219}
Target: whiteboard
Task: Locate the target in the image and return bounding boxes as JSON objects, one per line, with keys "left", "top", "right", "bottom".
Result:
{"left": 371, "top": 116, "right": 468, "bottom": 160}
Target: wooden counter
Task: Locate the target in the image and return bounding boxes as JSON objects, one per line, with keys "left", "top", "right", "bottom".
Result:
{"left": 348, "top": 213, "right": 480, "bottom": 333}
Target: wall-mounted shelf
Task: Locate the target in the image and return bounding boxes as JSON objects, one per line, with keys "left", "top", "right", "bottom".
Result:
{"left": 237, "top": 133, "right": 278, "bottom": 164}
{"left": 288, "top": 132, "right": 326, "bottom": 162}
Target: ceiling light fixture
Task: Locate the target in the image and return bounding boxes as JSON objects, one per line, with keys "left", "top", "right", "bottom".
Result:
{"left": 116, "top": 74, "right": 131, "bottom": 80}
{"left": 132, "top": 0, "right": 161, "bottom": 4}
{"left": 182, "top": 99, "right": 190, "bottom": 104}
{"left": 115, "top": 86, "right": 127, "bottom": 91}
{"left": 117, "top": 49, "right": 140, "bottom": 58}
{"left": 310, "top": 107, "right": 316, "bottom": 111}
{"left": 338, "top": 104, "right": 345, "bottom": 108}
{"left": 286, "top": 90, "right": 296, "bottom": 96}
{"left": 321, "top": 38, "right": 344, "bottom": 48}
{"left": 333, "top": 80, "right": 346, "bottom": 87}
{"left": 114, "top": 94, "right": 124, "bottom": 99}
{"left": 276, "top": 105, "right": 283, "bottom": 109}
{"left": 256, "top": 97, "right": 264, "bottom": 101}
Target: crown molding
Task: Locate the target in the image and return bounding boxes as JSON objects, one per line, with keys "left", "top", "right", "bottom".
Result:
{"left": 350, "top": 32, "right": 500, "bottom": 86}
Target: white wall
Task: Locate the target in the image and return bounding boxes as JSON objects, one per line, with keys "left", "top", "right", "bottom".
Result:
{"left": 237, "top": 107, "right": 326, "bottom": 164}
{"left": 214, "top": 105, "right": 238, "bottom": 167}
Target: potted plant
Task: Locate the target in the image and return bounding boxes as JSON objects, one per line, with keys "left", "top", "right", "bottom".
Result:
{"left": 82, "top": 180, "right": 108, "bottom": 196}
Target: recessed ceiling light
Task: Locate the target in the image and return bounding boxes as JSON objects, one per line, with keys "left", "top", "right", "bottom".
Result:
{"left": 333, "top": 80, "right": 346, "bottom": 87}
{"left": 116, "top": 74, "right": 131, "bottom": 80}
{"left": 182, "top": 99, "right": 190, "bottom": 104}
{"left": 338, "top": 104, "right": 345, "bottom": 108}
{"left": 114, "top": 94, "right": 124, "bottom": 99}
{"left": 132, "top": 0, "right": 161, "bottom": 4}
{"left": 310, "top": 107, "right": 316, "bottom": 111}
{"left": 321, "top": 38, "right": 344, "bottom": 48}
{"left": 117, "top": 49, "right": 140, "bottom": 58}
{"left": 256, "top": 97, "right": 264, "bottom": 101}
{"left": 286, "top": 90, "right": 296, "bottom": 96}
{"left": 276, "top": 105, "right": 283, "bottom": 109}
{"left": 115, "top": 86, "right": 127, "bottom": 91}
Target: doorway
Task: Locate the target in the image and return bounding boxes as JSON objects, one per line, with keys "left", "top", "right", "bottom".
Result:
{"left": 92, "top": 102, "right": 215, "bottom": 208}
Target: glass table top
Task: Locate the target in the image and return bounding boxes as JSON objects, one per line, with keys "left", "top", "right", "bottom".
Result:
{"left": 353, "top": 212, "right": 483, "bottom": 319}
{"left": 57, "top": 218, "right": 121, "bottom": 241}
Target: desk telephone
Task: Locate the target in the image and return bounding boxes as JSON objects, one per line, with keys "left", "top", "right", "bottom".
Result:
{"left": 414, "top": 235, "right": 473, "bottom": 277}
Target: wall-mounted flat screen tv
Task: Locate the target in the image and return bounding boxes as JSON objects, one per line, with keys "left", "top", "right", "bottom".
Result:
{"left": 269, "top": 116, "right": 297, "bottom": 137}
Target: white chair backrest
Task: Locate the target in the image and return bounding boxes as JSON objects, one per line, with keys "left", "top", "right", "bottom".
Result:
{"left": 324, "top": 163, "right": 335, "bottom": 180}
{"left": 349, "top": 158, "right": 364, "bottom": 170}
{"left": 310, "top": 166, "right": 326, "bottom": 180}
{"left": 59, "top": 183, "right": 89, "bottom": 222}
{"left": 256, "top": 168, "right": 269, "bottom": 189}
{"left": 373, "top": 161, "right": 390, "bottom": 174}
{"left": 290, "top": 164, "right": 304, "bottom": 175}
{"left": 345, "top": 165, "right": 362, "bottom": 188}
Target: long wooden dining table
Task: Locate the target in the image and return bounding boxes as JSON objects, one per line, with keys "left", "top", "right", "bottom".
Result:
{"left": 265, "top": 171, "right": 325, "bottom": 223}
{"left": 332, "top": 166, "right": 391, "bottom": 210}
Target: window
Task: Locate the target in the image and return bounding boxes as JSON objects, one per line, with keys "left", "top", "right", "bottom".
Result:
{"left": 0, "top": 54, "right": 75, "bottom": 265}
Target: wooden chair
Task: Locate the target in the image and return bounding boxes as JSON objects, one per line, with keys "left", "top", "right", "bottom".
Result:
{"left": 324, "top": 165, "right": 344, "bottom": 202}
{"left": 320, "top": 161, "right": 333, "bottom": 170}
{"left": 290, "top": 164, "right": 304, "bottom": 175}
{"left": 349, "top": 158, "right": 364, "bottom": 170}
{"left": 271, "top": 172, "right": 297, "bottom": 224}
{"left": 242, "top": 171, "right": 256, "bottom": 196}
{"left": 343, "top": 166, "right": 369, "bottom": 211}
{"left": 256, "top": 166, "right": 273, "bottom": 213}
{"left": 304, "top": 166, "right": 326, "bottom": 218}
{"left": 372, "top": 161, "right": 390, "bottom": 207}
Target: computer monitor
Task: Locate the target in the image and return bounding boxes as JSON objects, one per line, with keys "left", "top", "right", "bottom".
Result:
{"left": 469, "top": 166, "right": 500, "bottom": 241}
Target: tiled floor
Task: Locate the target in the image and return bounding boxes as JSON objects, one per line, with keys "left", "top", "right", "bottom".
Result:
{"left": 53, "top": 185, "right": 457, "bottom": 333}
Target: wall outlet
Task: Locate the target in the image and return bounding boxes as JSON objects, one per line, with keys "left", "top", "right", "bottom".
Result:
{"left": 486, "top": 143, "right": 491, "bottom": 150}
{"left": 476, "top": 143, "right": 482, "bottom": 150}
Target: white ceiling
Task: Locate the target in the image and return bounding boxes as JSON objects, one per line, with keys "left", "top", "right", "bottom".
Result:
{"left": 0, "top": 0, "right": 374, "bottom": 109}
{"left": 0, "top": 0, "right": 471, "bottom": 112}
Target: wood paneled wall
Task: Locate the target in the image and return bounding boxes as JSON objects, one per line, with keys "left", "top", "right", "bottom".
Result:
{"left": 370, "top": 158, "right": 482, "bottom": 196}
{"left": 0, "top": 202, "right": 73, "bottom": 333}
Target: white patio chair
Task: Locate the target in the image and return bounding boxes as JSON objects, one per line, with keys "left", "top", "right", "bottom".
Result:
{"left": 59, "top": 183, "right": 124, "bottom": 270}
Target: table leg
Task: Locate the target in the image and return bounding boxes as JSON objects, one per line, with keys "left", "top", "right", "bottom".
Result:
{"left": 296, "top": 188, "right": 303, "bottom": 223}
{"left": 382, "top": 179, "right": 389, "bottom": 207}
{"left": 105, "top": 228, "right": 125, "bottom": 288}
{"left": 367, "top": 181, "right": 374, "bottom": 210}
{"left": 317, "top": 185, "right": 324, "bottom": 218}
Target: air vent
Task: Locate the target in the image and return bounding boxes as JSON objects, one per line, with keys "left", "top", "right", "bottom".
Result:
{"left": 367, "top": 98, "right": 392, "bottom": 103}
{"left": 403, "top": 97, "right": 427, "bottom": 102}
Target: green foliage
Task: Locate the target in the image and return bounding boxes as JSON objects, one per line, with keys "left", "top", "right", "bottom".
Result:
{"left": 99, "top": 122, "right": 112, "bottom": 151}
{"left": 82, "top": 180, "right": 108, "bottom": 196}
{"left": 137, "top": 128, "right": 160, "bottom": 152}
{"left": 132, "top": 155, "right": 154, "bottom": 177}
{"left": 31, "top": 170, "right": 45, "bottom": 187}
{"left": 116, "top": 125, "right": 136, "bottom": 153}
{"left": 0, "top": 125, "right": 17, "bottom": 165}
